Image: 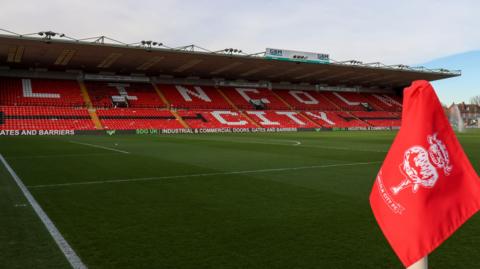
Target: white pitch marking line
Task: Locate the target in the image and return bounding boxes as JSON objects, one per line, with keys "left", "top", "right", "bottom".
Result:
{"left": 28, "top": 161, "right": 381, "bottom": 189}
{"left": 266, "top": 139, "right": 301, "bottom": 146}
{"left": 297, "top": 144, "right": 388, "bottom": 153}
{"left": 69, "top": 141, "right": 130, "bottom": 154}
{"left": 168, "top": 136, "right": 302, "bottom": 147}
{"left": 228, "top": 139, "right": 301, "bottom": 146}
{"left": 0, "top": 154, "right": 87, "bottom": 269}
{"left": 168, "top": 136, "right": 388, "bottom": 152}
{"left": 6, "top": 152, "right": 120, "bottom": 160}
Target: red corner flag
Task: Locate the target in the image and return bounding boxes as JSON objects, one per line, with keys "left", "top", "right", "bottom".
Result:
{"left": 370, "top": 80, "right": 480, "bottom": 267}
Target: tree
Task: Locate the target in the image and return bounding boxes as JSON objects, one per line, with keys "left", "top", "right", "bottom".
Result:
{"left": 470, "top": 95, "right": 480, "bottom": 105}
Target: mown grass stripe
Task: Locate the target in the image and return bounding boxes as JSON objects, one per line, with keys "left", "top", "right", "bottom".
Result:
{"left": 0, "top": 154, "right": 87, "bottom": 269}
{"left": 28, "top": 161, "right": 381, "bottom": 189}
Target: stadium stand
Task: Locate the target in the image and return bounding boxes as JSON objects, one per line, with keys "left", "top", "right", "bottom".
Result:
{"left": 97, "top": 108, "right": 183, "bottom": 130}
{"left": 304, "top": 111, "right": 371, "bottom": 128}
{"left": 0, "top": 106, "right": 94, "bottom": 130}
{"left": 86, "top": 82, "right": 165, "bottom": 108}
{"left": 221, "top": 87, "right": 290, "bottom": 110}
{"left": 160, "top": 84, "right": 233, "bottom": 110}
{"left": 351, "top": 111, "right": 401, "bottom": 127}
{"left": 323, "top": 91, "right": 380, "bottom": 111}
{"left": 0, "top": 32, "right": 464, "bottom": 134}
{"left": 177, "top": 110, "right": 258, "bottom": 129}
{"left": 274, "top": 90, "right": 338, "bottom": 111}
{"left": 0, "top": 78, "right": 85, "bottom": 107}
{"left": 246, "top": 110, "right": 317, "bottom": 128}
{"left": 0, "top": 77, "right": 402, "bottom": 131}
{"left": 363, "top": 93, "right": 403, "bottom": 112}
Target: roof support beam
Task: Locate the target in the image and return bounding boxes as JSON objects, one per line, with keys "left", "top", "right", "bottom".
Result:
{"left": 293, "top": 69, "right": 329, "bottom": 80}
{"left": 54, "top": 49, "right": 76, "bottom": 66}
{"left": 316, "top": 71, "right": 356, "bottom": 82}
{"left": 174, "top": 59, "right": 203, "bottom": 72}
{"left": 377, "top": 78, "right": 412, "bottom": 87}
{"left": 136, "top": 56, "right": 163, "bottom": 71}
{"left": 6, "top": 46, "right": 24, "bottom": 63}
{"left": 97, "top": 53, "right": 122, "bottom": 68}
{"left": 210, "top": 62, "right": 242, "bottom": 75}
{"left": 268, "top": 67, "right": 303, "bottom": 78}
{"left": 362, "top": 74, "right": 398, "bottom": 84}
{"left": 240, "top": 65, "right": 271, "bottom": 76}
{"left": 338, "top": 72, "right": 380, "bottom": 83}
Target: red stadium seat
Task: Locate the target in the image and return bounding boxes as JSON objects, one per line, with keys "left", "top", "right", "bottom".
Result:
{"left": 86, "top": 82, "right": 165, "bottom": 108}
{"left": 274, "top": 90, "right": 338, "bottom": 111}
{"left": 304, "top": 111, "right": 370, "bottom": 128}
{"left": 0, "top": 78, "right": 85, "bottom": 107}
{"left": 351, "top": 111, "right": 401, "bottom": 127}
{"left": 97, "top": 108, "right": 183, "bottom": 130}
{"left": 323, "top": 92, "right": 381, "bottom": 111}
{"left": 221, "top": 87, "right": 290, "bottom": 110}
{"left": 160, "top": 84, "right": 233, "bottom": 110}
{"left": 177, "top": 110, "right": 257, "bottom": 129}
{"left": 0, "top": 106, "right": 94, "bottom": 130}
{"left": 362, "top": 93, "right": 403, "bottom": 112}
{"left": 245, "top": 110, "right": 317, "bottom": 128}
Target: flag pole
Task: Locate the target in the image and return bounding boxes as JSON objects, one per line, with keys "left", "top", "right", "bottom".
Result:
{"left": 407, "top": 256, "right": 428, "bottom": 269}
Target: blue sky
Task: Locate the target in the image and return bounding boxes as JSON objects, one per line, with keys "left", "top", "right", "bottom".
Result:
{"left": 422, "top": 51, "right": 479, "bottom": 105}
{"left": 1, "top": 0, "right": 478, "bottom": 103}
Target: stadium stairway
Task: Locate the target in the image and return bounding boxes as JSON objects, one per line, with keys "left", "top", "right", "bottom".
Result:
{"left": 271, "top": 90, "right": 323, "bottom": 127}
{"left": 171, "top": 110, "right": 191, "bottom": 128}
{"left": 346, "top": 111, "right": 374, "bottom": 128}
{"left": 321, "top": 92, "right": 344, "bottom": 112}
{"left": 78, "top": 80, "right": 103, "bottom": 129}
{"left": 271, "top": 90, "right": 293, "bottom": 110}
{"left": 271, "top": 91, "right": 322, "bottom": 127}
{"left": 151, "top": 83, "right": 171, "bottom": 108}
{"left": 151, "top": 83, "right": 191, "bottom": 128}
{"left": 216, "top": 88, "right": 261, "bottom": 128}
{"left": 298, "top": 112, "right": 322, "bottom": 127}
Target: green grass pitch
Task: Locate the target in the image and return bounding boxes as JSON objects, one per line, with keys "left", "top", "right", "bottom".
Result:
{"left": 0, "top": 131, "right": 479, "bottom": 269}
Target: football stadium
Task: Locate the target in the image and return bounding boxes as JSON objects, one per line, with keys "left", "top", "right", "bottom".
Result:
{"left": 0, "top": 29, "right": 479, "bottom": 269}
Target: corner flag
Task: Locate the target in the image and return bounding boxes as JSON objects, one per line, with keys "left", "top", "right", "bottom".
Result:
{"left": 369, "top": 80, "right": 480, "bottom": 267}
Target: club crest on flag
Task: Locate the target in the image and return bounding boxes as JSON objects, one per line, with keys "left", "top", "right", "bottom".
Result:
{"left": 391, "top": 133, "right": 452, "bottom": 195}
{"left": 376, "top": 132, "right": 453, "bottom": 215}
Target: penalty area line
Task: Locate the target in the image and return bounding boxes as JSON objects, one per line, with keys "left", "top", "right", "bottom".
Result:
{"left": 28, "top": 161, "right": 381, "bottom": 189}
{"left": 69, "top": 141, "right": 129, "bottom": 154}
{"left": 0, "top": 154, "right": 87, "bottom": 269}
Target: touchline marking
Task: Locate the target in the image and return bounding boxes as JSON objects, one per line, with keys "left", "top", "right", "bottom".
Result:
{"left": 28, "top": 161, "right": 381, "bottom": 189}
{"left": 69, "top": 141, "right": 130, "bottom": 154}
{"left": 0, "top": 154, "right": 87, "bottom": 269}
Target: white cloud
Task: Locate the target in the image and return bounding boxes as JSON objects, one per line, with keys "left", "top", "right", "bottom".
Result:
{"left": 1, "top": 0, "right": 479, "bottom": 64}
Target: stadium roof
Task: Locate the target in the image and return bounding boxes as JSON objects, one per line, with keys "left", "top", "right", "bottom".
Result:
{"left": 0, "top": 31, "right": 461, "bottom": 89}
